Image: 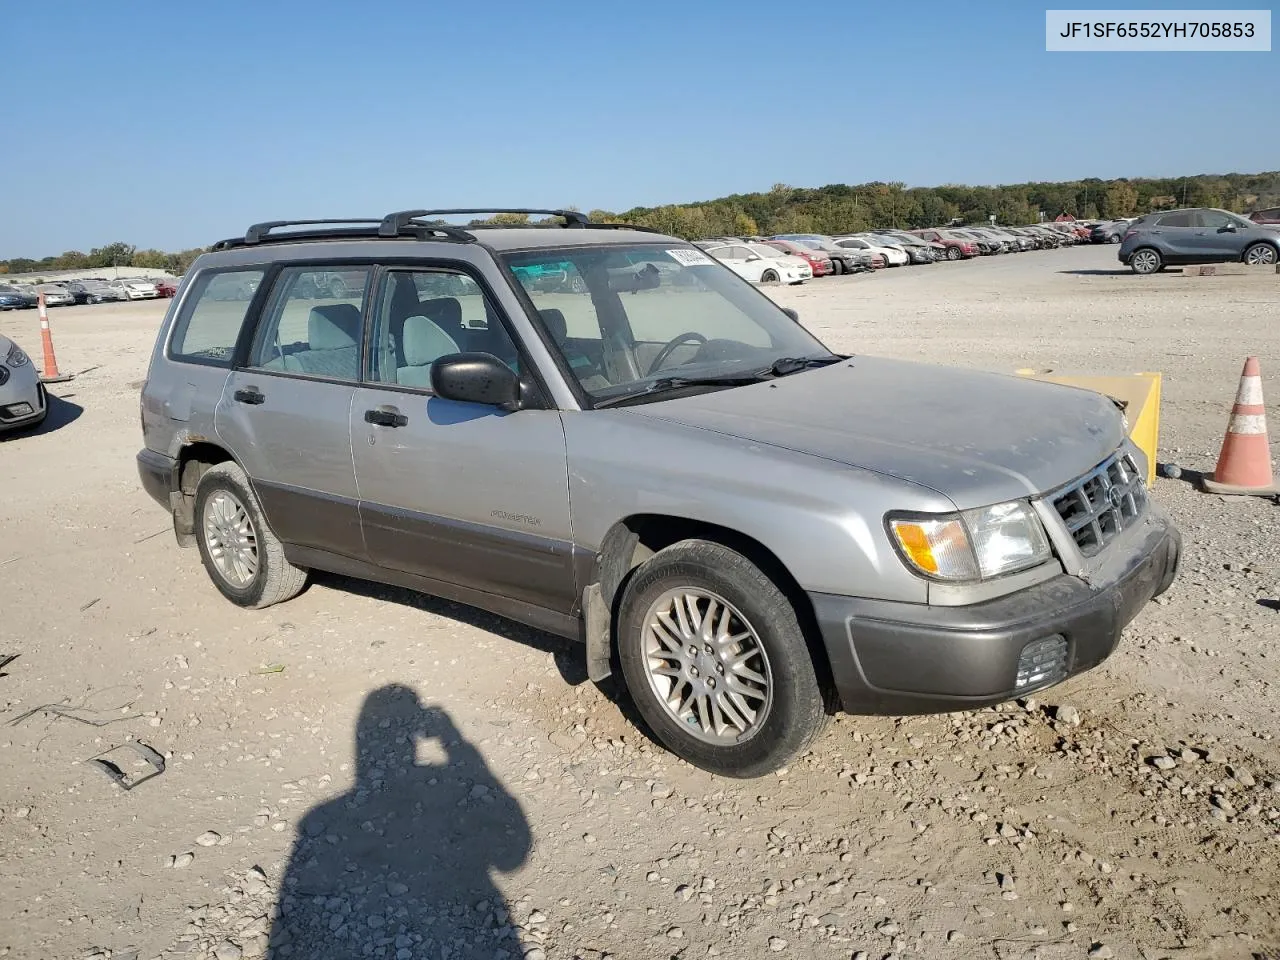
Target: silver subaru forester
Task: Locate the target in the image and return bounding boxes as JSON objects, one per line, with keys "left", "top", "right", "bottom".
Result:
{"left": 137, "top": 208, "right": 1181, "bottom": 777}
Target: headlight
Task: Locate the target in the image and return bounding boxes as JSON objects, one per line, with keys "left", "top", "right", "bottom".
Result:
{"left": 888, "top": 501, "right": 1051, "bottom": 582}
{"left": 5, "top": 342, "right": 29, "bottom": 367}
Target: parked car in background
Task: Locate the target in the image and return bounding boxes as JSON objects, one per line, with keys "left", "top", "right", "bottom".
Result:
{"left": 910, "top": 229, "right": 979, "bottom": 259}
{"left": 1118, "top": 207, "right": 1280, "bottom": 274}
{"left": 108, "top": 278, "right": 160, "bottom": 300}
{"left": 0, "top": 333, "right": 46, "bottom": 432}
{"left": 771, "top": 235, "right": 873, "bottom": 274}
{"left": 35, "top": 283, "right": 74, "bottom": 306}
{"left": 826, "top": 236, "right": 888, "bottom": 269}
{"left": 0, "top": 285, "right": 37, "bottom": 309}
{"left": 702, "top": 241, "right": 812, "bottom": 284}
{"left": 1090, "top": 219, "right": 1131, "bottom": 244}
{"left": 65, "top": 279, "right": 125, "bottom": 304}
{"left": 1024, "top": 225, "right": 1064, "bottom": 248}
{"left": 761, "top": 239, "right": 834, "bottom": 277}
{"left": 870, "top": 231, "right": 939, "bottom": 263}
{"left": 851, "top": 234, "right": 911, "bottom": 266}
{"left": 951, "top": 229, "right": 1002, "bottom": 255}
{"left": 1248, "top": 207, "right": 1280, "bottom": 225}
{"left": 154, "top": 278, "right": 179, "bottom": 298}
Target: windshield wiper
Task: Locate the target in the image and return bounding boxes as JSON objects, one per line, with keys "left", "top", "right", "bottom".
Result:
{"left": 767, "top": 355, "right": 845, "bottom": 376}
{"left": 593, "top": 372, "right": 771, "bottom": 409}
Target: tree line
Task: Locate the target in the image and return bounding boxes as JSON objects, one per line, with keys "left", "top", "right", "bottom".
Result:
{"left": 4, "top": 170, "right": 1277, "bottom": 273}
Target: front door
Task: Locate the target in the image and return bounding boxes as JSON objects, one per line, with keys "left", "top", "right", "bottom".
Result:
{"left": 215, "top": 265, "right": 374, "bottom": 560}
{"left": 350, "top": 268, "right": 576, "bottom": 614}
{"left": 1193, "top": 210, "right": 1245, "bottom": 261}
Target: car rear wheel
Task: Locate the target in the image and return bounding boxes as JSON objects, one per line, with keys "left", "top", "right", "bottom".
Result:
{"left": 830, "top": 259, "right": 844, "bottom": 276}
{"left": 946, "top": 246, "right": 961, "bottom": 260}
{"left": 194, "top": 462, "right": 307, "bottom": 609}
{"left": 760, "top": 269, "right": 779, "bottom": 283}
{"left": 1130, "top": 248, "right": 1163, "bottom": 275}
{"left": 1243, "top": 243, "right": 1278, "bottom": 266}
{"left": 616, "top": 539, "right": 827, "bottom": 778}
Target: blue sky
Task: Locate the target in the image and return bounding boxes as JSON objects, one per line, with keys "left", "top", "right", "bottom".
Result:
{"left": 1, "top": 0, "right": 1275, "bottom": 257}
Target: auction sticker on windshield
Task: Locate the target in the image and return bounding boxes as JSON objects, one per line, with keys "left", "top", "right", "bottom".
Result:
{"left": 667, "top": 248, "right": 714, "bottom": 266}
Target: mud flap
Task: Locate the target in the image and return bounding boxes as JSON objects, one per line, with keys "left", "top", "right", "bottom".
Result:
{"left": 583, "top": 583, "right": 612, "bottom": 682}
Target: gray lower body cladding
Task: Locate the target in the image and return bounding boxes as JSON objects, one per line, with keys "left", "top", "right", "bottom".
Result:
{"left": 810, "top": 517, "right": 1181, "bottom": 715}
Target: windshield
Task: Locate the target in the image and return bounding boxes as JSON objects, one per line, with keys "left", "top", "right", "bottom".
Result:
{"left": 502, "top": 243, "right": 834, "bottom": 406}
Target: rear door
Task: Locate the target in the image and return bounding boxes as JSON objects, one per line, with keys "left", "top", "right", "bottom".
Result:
{"left": 1149, "top": 211, "right": 1195, "bottom": 261}
{"left": 350, "top": 266, "right": 576, "bottom": 613}
{"left": 215, "top": 264, "right": 373, "bottom": 560}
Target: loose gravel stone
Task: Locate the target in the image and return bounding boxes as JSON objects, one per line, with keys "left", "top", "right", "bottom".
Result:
{"left": 213, "top": 942, "right": 242, "bottom": 960}
{"left": 768, "top": 937, "right": 787, "bottom": 951}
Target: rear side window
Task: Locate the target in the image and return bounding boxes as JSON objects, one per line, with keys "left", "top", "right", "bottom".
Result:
{"left": 168, "top": 268, "right": 266, "bottom": 366}
{"left": 248, "top": 266, "right": 373, "bottom": 381}
{"left": 1156, "top": 212, "right": 1194, "bottom": 228}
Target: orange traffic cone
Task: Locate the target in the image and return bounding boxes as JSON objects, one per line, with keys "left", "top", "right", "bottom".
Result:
{"left": 36, "top": 290, "right": 74, "bottom": 384}
{"left": 1201, "top": 356, "right": 1276, "bottom": 496}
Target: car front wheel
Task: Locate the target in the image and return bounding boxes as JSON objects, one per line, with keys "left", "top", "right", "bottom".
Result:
{"left": 1129, "top": 248, "right": 1163, "bottom": 275}
{"left": 616, "top": 539, "right": 827, "bottom": 778}
{"left": 194, "top": 461, "right": 308, "bottom": 609}
{"left": 1243, "top": 242, "right": 1278, "bottom": 266}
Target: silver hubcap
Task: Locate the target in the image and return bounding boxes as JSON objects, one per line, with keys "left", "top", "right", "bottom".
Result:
{"left": 1246, "top": 246, "right": 1276, "bottom": 265}
{"left": 1133, "top": 250, "right": 1159, "bottom": 272}
{"left": 641, "top": 588, "right": 772, "bottom": 745}
{"left": 203, "top": 490, "right": 258, "bottom": 587}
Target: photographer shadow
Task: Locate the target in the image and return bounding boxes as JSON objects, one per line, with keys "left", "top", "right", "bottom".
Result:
{"left": 269, "top": 685, "right": 531, "bottom": 959}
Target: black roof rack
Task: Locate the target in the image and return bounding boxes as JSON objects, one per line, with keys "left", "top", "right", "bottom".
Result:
{"left": 212, "top": 209, "right": 663, "bottom": 250}
{"left": 378, "top": 208, "right": 589, "bottom": 236}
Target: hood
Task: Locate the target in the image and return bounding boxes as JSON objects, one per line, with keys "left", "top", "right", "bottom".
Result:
{"left": 622, "top": 357, "right": 1125, "bottom": 509}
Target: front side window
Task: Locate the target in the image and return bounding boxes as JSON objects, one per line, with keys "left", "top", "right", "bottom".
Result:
{"left": 168, "top": 268, "right": 266, "bottom": 367}
{"left": 503, "top": 243, "right": 833, "bottom": 405}
{"left": 248, "top": 266, "right": 372, "bottom": 380}
{"left": 367, "top": 269, "right": 519, "bottom": 389}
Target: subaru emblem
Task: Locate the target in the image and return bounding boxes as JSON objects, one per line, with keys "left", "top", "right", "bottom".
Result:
{"left": 1108, "top": 486, "right": 1124, "bottom": 508}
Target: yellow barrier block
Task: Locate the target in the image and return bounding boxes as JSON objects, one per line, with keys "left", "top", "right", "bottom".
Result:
{"left": 1015, "top": 370, "right": 1162, "bottom": 486}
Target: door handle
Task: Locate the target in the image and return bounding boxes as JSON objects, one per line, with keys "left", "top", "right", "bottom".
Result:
{"left": 234, "top": 387, "right": 265, "bottom": 405}
{"left": 364, "top": 406, "right": 408, "bottom": 428}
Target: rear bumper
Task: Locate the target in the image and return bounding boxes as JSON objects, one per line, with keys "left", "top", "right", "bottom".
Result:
{"left": 137, "top": 448, "right": 178, "bottom": 508}
{"left": 810, "top": 516, "right": 1181, "bottom": 715}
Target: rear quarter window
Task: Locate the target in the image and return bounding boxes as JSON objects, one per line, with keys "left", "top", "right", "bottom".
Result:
{"left": 167, "top": 268, "right": 266, "bottom": 367}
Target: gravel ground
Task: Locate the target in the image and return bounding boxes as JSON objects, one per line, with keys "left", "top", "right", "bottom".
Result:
{"left": 1, "top": 245, "right": 1278, "bottom": 960}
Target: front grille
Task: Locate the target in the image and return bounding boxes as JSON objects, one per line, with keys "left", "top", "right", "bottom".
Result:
{"left": 1052, "top": 452, "right": 1147, "bottom": 557}
{"left": 1015, "top": 635, "right": 1068, "bottom": 692}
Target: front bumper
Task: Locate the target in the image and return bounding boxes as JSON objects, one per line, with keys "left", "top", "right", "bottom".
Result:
{"left": 809, "top": 514, "right": 1181, "bottom": 715}
{"left": 0, "top": 365, "right": 47, "bottom": 432}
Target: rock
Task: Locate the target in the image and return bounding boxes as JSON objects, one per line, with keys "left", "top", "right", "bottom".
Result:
{"left": 1088, "top": 945, "right": 1113, "bottom": 959}
{"left": 303, "top": 819, "right": 325, "bottom": 838}
{"left": 675, "top": 885, "right": 693, "bottom": 902}
{"left": 1152, "top": 756, "right": 1177, "bottom": 771}
{"left": 1055, "top": 705, "right": 1081, "bottom": 727}
{"left": 214, "top": 942, "right": 242, "bottom": 960}
{"left": 1229, "top": 765, "right": 1256, "bottom": 788}
{"left": 522, "top": 949, "right": 546, "bottom": 960}
{"left": 768, "top": 936, "right": 787, "bottom": 951}
{"left": 1180, "top": 748, "right": 1198, "bottom": 764}
{"left": 947, "top": 930, "right": 963, "bottom": 942}
{"left": 1212, "top": 796, "right": 1237, "bottom": 816}
{"left": 646, "top": 871, "right": 659, "bottom": 882}
{"left": 528, "top": 910, "right": 547, "bottom": 925}
{"left": 651, "top": 782, "right": 673, "bottom": 799}
{"left": 195, "top": 831, "right": 221, "bottom": 847}
{"left": 171, "top": 852, "right": 194, "bottom": 869}
{"left": 388, "top": 882, "right": 408, "bottom": 896}
{"left": 876, "top": 921, "right": 900, "bottom": 936}
{"left": 852, "top": 954, "right": 868, "bottom": 960}
{"left": 15, "top": 807, "right": 30, "bottom": 819}
{"left": 666, "top": 926, "right": 684, "bottom": 939}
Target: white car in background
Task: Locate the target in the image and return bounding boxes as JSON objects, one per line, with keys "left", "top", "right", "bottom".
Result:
{"left": 701, "top": 242, "right": 812, "bottom": 284}
{"left": 108, "top": 278, "right": 160, "bottom": 300}
{"left": 851, "top": 235, "right": 911, "bottom": 266}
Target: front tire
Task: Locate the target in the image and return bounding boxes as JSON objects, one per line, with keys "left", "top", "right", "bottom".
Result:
{"left": 1243, "top": 242, "right": 1278, "bottom": 266}
{"left": 616, "top": 540, "right": 826, "bottom": 778}
{"left": 1129, "top": 247, "right": 1163, "bottom": 275}
{"left": 194, "top": 462, "right": 307, "bottom": 609}
{"left": 946, "top": 246, "right": 961, "bottom": 261}
{"left": 760, "top": 269, "right": 779, "bottom": 283}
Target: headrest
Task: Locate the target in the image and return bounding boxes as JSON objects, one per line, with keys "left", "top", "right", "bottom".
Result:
{"left": 402, "top": 315, "right": 460, "bottom": 367}
{"left": 420, "top": 296, "right": 463, "bottom": 331}
{"left": 539, "top": 308, "right": 567, "bottom": 342}
{"left": 308, "top": 303, "right": 361, "bottom": 350}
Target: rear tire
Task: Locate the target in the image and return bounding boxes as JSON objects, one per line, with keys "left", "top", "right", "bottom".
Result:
{"left": 616, "top": 539, "right": 827, "bottom": 778}
{"left": 194, "top": 461, "right": 307, "bottom": 609}
{"left": 1129, "top": 248, "right": 1163, "bottom": 275}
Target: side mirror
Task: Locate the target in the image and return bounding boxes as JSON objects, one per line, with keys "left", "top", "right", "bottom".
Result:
{"left": 781, "top": 307, "right": 799, "bottom": 322}
{"left": 1220, "top": 224, "right": 1236, "bottom": 232}
{"left": 430, "top": 352, "right": 521, "bottom": 408}
{"left": 745, "top": 255, "right": 761, "bottom": 262}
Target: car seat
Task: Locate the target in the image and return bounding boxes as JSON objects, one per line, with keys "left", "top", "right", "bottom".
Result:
{"left": 396, "top": 315, "right": 461, "bottom": 388}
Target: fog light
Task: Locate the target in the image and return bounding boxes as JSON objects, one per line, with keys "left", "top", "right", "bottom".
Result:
{"left": 1015, "top": 635, "right": 1068, "bottom": 692}
{"left": 3, "top": 402, "right": 33, "bottom": 418}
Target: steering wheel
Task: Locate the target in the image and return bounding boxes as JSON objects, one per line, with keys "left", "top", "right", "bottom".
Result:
{"left": 647, "top": 332, "right": 708, "bottom": 375}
